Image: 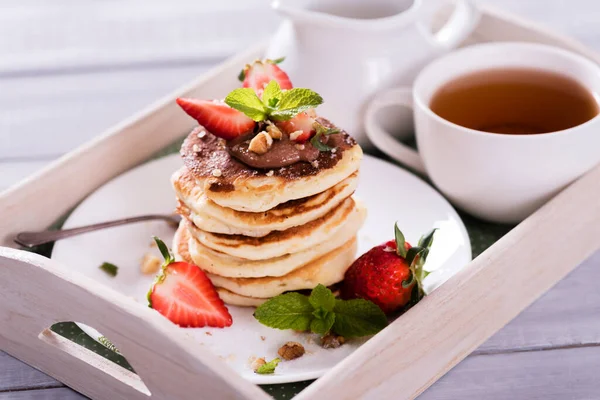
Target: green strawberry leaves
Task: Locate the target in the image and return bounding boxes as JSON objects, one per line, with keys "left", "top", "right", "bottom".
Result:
{"left": 394, "top": 222, "right": 407, "bottom": 258}
{"left": 148, "top": 236, "right": 177, "bottom": 307}
{"left": 254, "top": 284, "right": 388, "bottom": 338}
{"left": 398, "top": 227, "right": 438, "bottom": 303}
{"left": 224, "top": 80, "right": 323, "bottom": 122}
{"left": 153, "top": 236, "right": 174, "bottom": 266}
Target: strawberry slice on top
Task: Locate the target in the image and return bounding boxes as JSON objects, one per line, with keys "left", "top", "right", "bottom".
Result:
{"left": 240, "top": 59, "right": 293, "bottom": 95}
{"left": 148, "top": 237, "right": 233, "bottom": 328}
{"left": 277, "top": 112, "right": 316, "bottom": 143}
{"left": 176, "top": 98, "right": 256, "bottom": 140}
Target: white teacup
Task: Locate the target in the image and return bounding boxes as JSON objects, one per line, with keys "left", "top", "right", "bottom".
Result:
{"left": 365, "top": 42, "right": 600, "bottom": 223}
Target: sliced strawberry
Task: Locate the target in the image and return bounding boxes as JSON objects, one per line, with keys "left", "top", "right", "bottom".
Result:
{"left": 149, "top": 261, "right": 233, "bottom": 328}
{"left": 242, "top": 60, "right": 293, "bottom": 95}
{"left": 176, "top": 98, "right": 255, "bottom": 140}
{"left": 277, "top": 112, "right": 316, "bottom": 143}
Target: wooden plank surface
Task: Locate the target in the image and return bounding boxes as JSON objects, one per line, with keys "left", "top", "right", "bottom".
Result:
{"left": 2, "top": 0, "right": 600, "bottom": 399}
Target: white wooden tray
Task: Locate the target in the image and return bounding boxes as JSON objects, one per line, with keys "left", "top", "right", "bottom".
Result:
{"left": 2, "top": 5, "right": 600, "bottom": 399}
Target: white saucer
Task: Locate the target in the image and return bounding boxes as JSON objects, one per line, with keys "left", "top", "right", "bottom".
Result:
{"left": 51, "top": 153, "right": 471, "bottom": 384}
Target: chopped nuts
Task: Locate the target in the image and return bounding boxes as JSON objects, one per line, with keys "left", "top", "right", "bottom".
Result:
{"left": 290, "top": 130, "right": 304, "bottom": 141}
{"left": 311, "top": 160, "right": 320, "bottom": 168}
{"left": 321, "top": 333, "right": 346, "bottom": 349}
{"left": 197, "top": 130, "right": 206, "bottom": 139}
{"left": 294, "top": 144, "right": 305, "bottom": 151}
{"left": 266, "top": 121, "right": 282, "bottom": 139}
{"left": 212, "top": 169, "right": 222, "bottom": 177}
{"left": 140, "top": 253, "right": 161, "bottom": 275}
{"left": 251, "top": 357, "right": 266, "bottom": 372}
{"left": 331, "top": 148, "right": 337, "bottom": 154}
{"left": 192, "top": 144, "right": 200, "bottom": 152}
{"left": 266, "top": 170, "right": 274, "bottom": 177}
{"left": 248, "top": 131, "right": 273, "bottom": 155}
{"left": 278, "top": 341, "right": 305, "bottom": 360}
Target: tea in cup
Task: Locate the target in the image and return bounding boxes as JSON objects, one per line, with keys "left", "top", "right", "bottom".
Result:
{"left": 365, "top": 42, "right": 600, "bottom": 223}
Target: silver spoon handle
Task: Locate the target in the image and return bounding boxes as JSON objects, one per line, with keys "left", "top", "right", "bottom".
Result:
{"left": 14, "top": 214, "right": 179, "bottom": 248}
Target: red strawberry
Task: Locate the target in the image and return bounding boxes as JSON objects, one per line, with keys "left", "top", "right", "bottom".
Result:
{"left": 148, "top": 237, "right": 233, "bottom": 328}
{"left": 241, "top": 59, "right": 293, "bottom": 95}
{"left": 176, "top": 98, "right": 255, "bottom": 140}
{"left": 277, "top": 112, "right": 316, "bottom": 143}
{"left": 341, "top": 224, "right": 436, "bottom": 315}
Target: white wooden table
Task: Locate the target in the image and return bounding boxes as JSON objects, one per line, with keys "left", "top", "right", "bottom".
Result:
{"left": 2, "top": 1, "right": 600, "bottom": 398}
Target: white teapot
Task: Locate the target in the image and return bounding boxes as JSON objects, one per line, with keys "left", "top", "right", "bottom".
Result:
{"left": 266, "top": 0, "right": 480, "bottom": 148}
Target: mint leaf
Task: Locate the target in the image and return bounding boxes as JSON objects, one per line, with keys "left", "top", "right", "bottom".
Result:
{"left": 99, "top": 262, "right": 118, "bottom": 277}
{"left": 225, "top": 88, "right": 269, "bottom": 121}
{"left": 256, "top": 358, "right": 280, "bottom": 374}
{"left": 270, "top": 88, "right": 323, "bottom": 121}
{"left": 262, "top": 80, "right": 282, "bottom": 109}
{"left": 309, "top": 284, "right": 336, "bottom": 311}
{"left": 311, "top": 308, "right": 335, "bottom": 335}
{"left": 332, "top": 299, "right": 388, "bottom": 338}
{"left": 394, "top": 223, "right": 407, "bottom": 258}
{"left": 254, "top": 292, "right": 314, "bottom": 331}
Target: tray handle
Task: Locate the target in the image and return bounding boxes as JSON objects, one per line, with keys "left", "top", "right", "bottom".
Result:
{"left": 0, "top": 248, "right": 269, "bottom": 400}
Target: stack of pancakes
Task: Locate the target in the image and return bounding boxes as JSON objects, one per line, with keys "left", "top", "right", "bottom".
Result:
{"left": 171, "top": 121, "right": 365, "bottom": 307}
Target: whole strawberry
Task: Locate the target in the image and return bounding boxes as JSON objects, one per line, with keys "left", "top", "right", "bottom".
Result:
{"left": 341, "top": 224, "right": 436, "bottom": 315}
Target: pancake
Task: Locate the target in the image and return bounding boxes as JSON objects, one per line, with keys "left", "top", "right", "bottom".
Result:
{"left": 173, "top": 169, "right": 358, "bottom": 237}
{"left": 184, "top": 201, "right": 366, "bottom": 277}
{"left": 207, "top": 238, "right": 357, "bottom": 298}
{"left": 215, "top": 286, "right": 342, "bottom": 308}
{"left": 173, "top": 224, "right": 357, "bottom": 299}
{"left": 178, "top": 118, "right": 363, "bottom": 212}
{"left": 187, "top": 197, "right": 360, "bottom": 260}
{"left": 216, "top": 288, "right": 269, "bottom": 307}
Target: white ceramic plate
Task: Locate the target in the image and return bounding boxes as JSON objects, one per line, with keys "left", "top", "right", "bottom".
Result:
{"left": 52, "top": 153, "right": 471, "bottom": 384}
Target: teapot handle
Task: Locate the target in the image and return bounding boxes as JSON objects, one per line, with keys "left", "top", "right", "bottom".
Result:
{"left": 419, "top": 0, "right": 480, "bottom": 50}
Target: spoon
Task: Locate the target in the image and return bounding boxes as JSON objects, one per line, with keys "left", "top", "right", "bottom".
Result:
{"left": 14, "top": 214, "right": 181, "bottom": 248}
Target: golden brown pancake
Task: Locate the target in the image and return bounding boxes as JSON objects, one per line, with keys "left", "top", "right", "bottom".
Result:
{"left": 177, "top": 118, "right": 363, "bottom": 212}
{"left": 173, "top": 223, "right": 357, "bottom": 300}
{"left": 186, "top": 197, "right": 359, "bottom": 260}
{"left": 173, "top": 169, "right": 358, "bottom": 237}
{"left": 184, "top": 201, "right": 366, "bottom": 277}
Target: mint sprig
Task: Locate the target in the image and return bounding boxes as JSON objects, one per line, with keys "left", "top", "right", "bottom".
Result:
{"left": 254, "top": 284, "right": 387, "bottom": 338}
{"left": 225, "top": 80, "right": 323, "bottom": 122}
